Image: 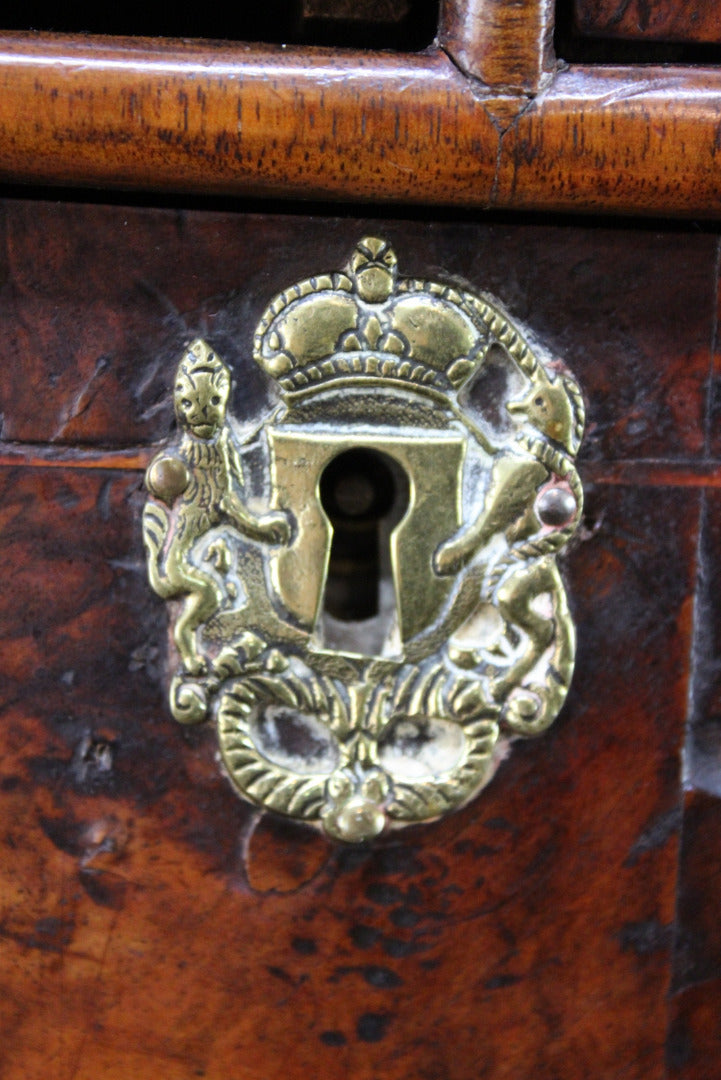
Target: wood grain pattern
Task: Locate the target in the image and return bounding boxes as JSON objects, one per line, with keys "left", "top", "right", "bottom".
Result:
{"left": 574, "top": 0, "right": 721, "bottom": 45}
{"left": 0, "top": 200, "right": 717, "bottom": 461}
{"left": 303, "top": 0, "right": 410, "bottom": 22}
{"left": 497, "top": 65, "right": 721, "bottom": 216}
{"left": 439, "top": 0, "right": 556, "bottom": 91}
{"left": 705, "top": 251, "right": 721, "bottom": 462}
{"left": 0, "top": 37, "right": 498, "bottom": 207}
{"left": 0, "top": 34, "right": 720, "bottom": 216}
{"left": 1, "top": 202, "right": 720, "bottom": 1076}
{"left": 0, "top": 465, "right": 698, "bottom": 1079}
{"left": 682, "top": 488, "right": 721, "bottom": 797}
{"left": 661, "top": 392, "right": 721, "bottom": 1078}
{"left": 667, "top": 792, "right": 721, "bottom": 1078}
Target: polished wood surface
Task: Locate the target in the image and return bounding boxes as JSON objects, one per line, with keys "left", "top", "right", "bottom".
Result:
{"left": 0, "top": 471, "right": 694, "bottom": 1078}
{"left": 1, "top": 197, "right": 720, "bottom": 1077}
{"left": 0, "top": 33, "right": 720, "bottom": 216}
{"left": 2, "top": 0, "right": 721, "bottom": 1073}
{"left": 439, "top": 0, "right": 556, "bottom": 90}
{"left": 0, "top": 201, "right": 715, "bottom": 458}
{"left": 574, "top": 0, "right": 721, "bottom": 44}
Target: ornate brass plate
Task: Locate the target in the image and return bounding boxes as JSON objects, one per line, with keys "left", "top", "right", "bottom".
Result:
{"left": 143, "top": 237, "right": 584, "bottom": 842}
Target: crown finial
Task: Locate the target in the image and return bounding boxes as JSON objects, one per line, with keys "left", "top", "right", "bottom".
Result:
{"left": 253, "top": 236, "right": 499, "bottom": 397}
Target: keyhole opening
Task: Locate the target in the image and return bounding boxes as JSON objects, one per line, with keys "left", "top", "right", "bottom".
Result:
{"left": 319, "top": 448, "right": 409, "bottom": 652}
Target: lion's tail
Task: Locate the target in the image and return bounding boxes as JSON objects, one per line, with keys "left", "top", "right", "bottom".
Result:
{"left": 142, "top": 501, "right": 177, "bottom": 599}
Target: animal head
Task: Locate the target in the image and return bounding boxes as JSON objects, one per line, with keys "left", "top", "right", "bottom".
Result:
{"left": 174, "top": 339, "right": 231, "bottom": 440}
{"left": 349, "top": 236, "right": 398, "bottom": 304}
{"left": 507, "top": 365, "right": 585, "bottom": 455}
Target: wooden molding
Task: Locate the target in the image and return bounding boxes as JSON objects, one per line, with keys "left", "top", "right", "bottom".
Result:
{"left": 0, "top": 33, "right": 720, "bottom": 216}
{"left": 439, "top": 0, "right": 557, "bottom": 92}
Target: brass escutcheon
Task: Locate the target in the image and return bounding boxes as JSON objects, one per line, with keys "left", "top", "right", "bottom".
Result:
{"left": 143, "top": 237, "right": 584, "bottom": 842}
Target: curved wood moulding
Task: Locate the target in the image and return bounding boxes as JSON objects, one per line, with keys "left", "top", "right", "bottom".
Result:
{"left": 439, "top": 0, "right": 556, "bottom": 92}
{"left": 0, "top": 32, "right": 720, "bottom": 216}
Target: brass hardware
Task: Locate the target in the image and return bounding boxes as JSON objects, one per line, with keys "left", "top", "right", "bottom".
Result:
{"left": 143, "top": 237, "right": 584, "bottom": 842}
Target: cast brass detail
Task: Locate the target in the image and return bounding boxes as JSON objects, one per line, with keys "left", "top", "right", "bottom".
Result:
{"left": 143, "top": 237, "right": 584, "bottom": 842}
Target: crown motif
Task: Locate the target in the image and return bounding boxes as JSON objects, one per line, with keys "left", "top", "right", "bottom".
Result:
{"left": 144, "top": 236, "right": 587, "bottom": 841}
{"left": 253, "top": 236, "right": 533, "bottom": 399}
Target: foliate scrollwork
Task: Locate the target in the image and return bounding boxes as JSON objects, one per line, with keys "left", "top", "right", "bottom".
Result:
{"left": 143, "top": 237, "right": 584, "bottom": 842}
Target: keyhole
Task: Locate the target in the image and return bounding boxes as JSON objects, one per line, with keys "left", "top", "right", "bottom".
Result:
{"left": 319, "top": 449, "right": 409, "bottom": 650}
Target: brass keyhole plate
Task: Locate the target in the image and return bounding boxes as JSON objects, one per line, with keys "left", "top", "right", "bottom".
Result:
{"left": 143, "top": 236, "right": 584, "bottom": 842}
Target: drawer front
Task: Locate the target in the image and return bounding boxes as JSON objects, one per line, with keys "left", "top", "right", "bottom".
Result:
{"left": 1, "top": 198, "right": 720, "bottom": 1079}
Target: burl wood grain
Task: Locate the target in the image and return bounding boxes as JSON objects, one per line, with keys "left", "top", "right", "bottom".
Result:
{"left": 0, "top": 34, "right": 720, "bottom": 216}
{"left": 0, "top": 466, "right": 699, "bottom": 1079}
{"left": 0, "top": 201, "right": 720, "bottom": 1077}
{"left": 667, "top": 792, "right": 721, "bottom": 1078}
{"left": 575, "top": 0, "right": 721, "bottom": 44}
{"left": 664, "top": 478, "right": 721, "bottom": 1076}
{"left": 0, "top": 200, "right": 716, "bottom": 460}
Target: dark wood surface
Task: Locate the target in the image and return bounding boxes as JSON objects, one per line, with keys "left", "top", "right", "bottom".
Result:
{"left": 574, "top": 0, "right": 721, "bottom": 44}
{"left": 0, "top": 465, "right": 699, "bottom": 1079}
{"left": 0, "top": 200, "right": 716, "bottom": 457}
{"left": 667, "top": 484, "right": 721, "bottom": 1078}
{"left": 668, "top": 791, "right": 721, "bottom": 1078}
{"left": 0, "top": 33, "right": 720, "bottom": 216}
{"left": 1, "top": 196, "right": 721, "bottom": 1077}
